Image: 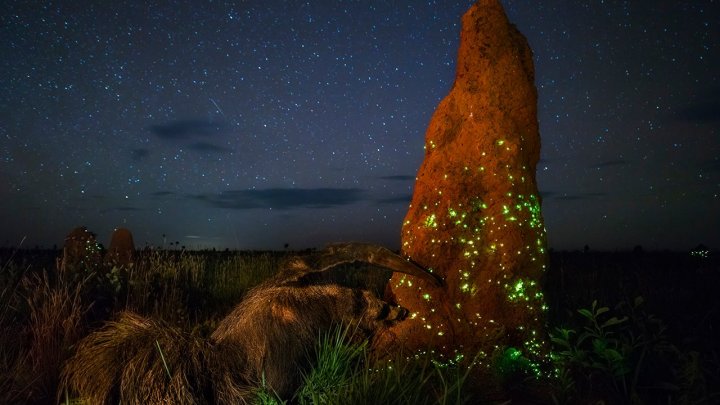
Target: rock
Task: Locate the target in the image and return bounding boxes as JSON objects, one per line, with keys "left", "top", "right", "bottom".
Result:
{"left": 105, "top": 227, "right": 135, "bottom": 267}
{"left": 380, "top": 0, "right": 549, "bottom": 366}
{"left": 61, "top": 226, "right": 102, "bottom": 271}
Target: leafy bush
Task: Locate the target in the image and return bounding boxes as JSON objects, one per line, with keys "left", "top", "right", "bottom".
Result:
{"left": 550, "top": 297, "right": 712, "bottom": 404}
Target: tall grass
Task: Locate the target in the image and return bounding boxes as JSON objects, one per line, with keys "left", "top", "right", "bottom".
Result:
{"left": 294, "top": 325, "right": 474, "bottom": 405}
{"left": 26, "top": 274, "right": 90, "bottom": 403}
{"left": 0, "top": 272, "right": 90, "bottom": 404}
{"left": 0, "top": 258, "right": 30, "bottom": 404}
{"left": 295, "top": 326, "right": 367, "bottom": 404}
{"left": 124, "top": 250, "right": 284, "bottom": 326}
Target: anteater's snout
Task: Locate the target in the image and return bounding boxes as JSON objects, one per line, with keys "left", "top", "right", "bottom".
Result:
{"left": 378, "top": 303, "right": 410, "bottom": 322}
{"left": 387, "top": 305, "right": 408, "bottom": 321}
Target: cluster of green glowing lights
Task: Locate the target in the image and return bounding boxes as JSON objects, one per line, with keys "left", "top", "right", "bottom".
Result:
{"left": 499, "top": 193, "right": 544, "bottom": 231}
{"left": 690, "top": 249, "right": 709, "bottom": 258}
{"left": 506, "top": 278, "right": 542, "bottom": 302}
{"left": 498, "top": 346, "right": 543, "bottom": 378}
{"left": 424, "top": 213, "right": 438, "bottom": 229}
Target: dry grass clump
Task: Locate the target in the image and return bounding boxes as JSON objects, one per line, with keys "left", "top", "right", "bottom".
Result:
{"left": 0, "top": 272, "right": 90, "bottom": 404}
{"left": 25, "top": 273, "right": 89, "bottom": 402}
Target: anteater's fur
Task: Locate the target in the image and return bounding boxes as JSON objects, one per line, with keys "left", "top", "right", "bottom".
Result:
{"left": 61, "top": 243, "right": 437, "bottom": 403}
{"left": 61, "top": 311, "right": 251, "bottom": 404}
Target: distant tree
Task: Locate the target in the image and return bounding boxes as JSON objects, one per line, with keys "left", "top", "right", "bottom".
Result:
{"left": 583, "top": 244, "right": 590, "bottom": 253}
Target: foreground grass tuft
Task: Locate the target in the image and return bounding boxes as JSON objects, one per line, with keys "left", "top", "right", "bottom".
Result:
{"left": 295, "top": 326, "right": 474, "bottom": 405}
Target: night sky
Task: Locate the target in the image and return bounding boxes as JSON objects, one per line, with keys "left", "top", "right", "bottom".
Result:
{"left": 1, "top": 1, "right": 718, "bottom": 251}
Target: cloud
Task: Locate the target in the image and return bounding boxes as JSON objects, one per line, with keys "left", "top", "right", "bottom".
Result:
{"left": 551, "top": 192, "right": 606, "bottom": 201}
{"left": 150, "top": 190, "right": 177, "bottom": 197}
{"left": 188, "top": 142, "right": 233, "bottom": 154}
{"left": 148, "top": 119, "right": 226, "bottom": 140}
{"left": 378, "top": 175, "right": 415, "bottom": 181}
{"left": 376, "top": 194, "right": 412, "bottom": 204}
{"left": 540, "top": 190, "right": 606, "bottom": 201}
{"left": 676, "top": 87, "right": 720, "bottom": 123}
{"left": 152, "top": 191, "right": 177, "bottom": 197}
{"left": 101, "top": 206, "right": 141, "bottom": 213}
{"left": 198, "top": 188, "right": 366, "bottom": 210}
{"left": 593, "top": 159, "right": 629, "bottom": 168}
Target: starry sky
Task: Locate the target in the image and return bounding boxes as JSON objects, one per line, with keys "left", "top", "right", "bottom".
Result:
{"left": 1, "top": 1, "right": 718, "bottom": 251}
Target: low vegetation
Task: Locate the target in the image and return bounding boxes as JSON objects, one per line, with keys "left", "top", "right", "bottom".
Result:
{"left": 0, "top": 247, "right": 717, "bottom": 404}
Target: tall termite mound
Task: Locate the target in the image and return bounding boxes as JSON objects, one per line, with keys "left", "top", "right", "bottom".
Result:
{"left": 382, "top": 0, "right": 548, "bottom": 365}
{"left": 105, "top": 227, "right": 135, "bottom": 267}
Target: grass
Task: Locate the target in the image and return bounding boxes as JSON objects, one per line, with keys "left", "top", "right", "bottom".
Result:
{"left": 0, "top": 247, "right": 718, "bottom": 403}
{"left": 1, "top": 270, "right": 90, "bottom": 404}
{"left": 260, "top": 324, "right": 475, "bottom": 405}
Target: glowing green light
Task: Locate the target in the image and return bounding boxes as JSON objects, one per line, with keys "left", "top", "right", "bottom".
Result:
{"left": 690, "top": 249, "right": 709, "bottom": 258}
{"left": 507, "top": 278, "right": 532, "bottom": 302}
{"left": 496, "top": 139, "right": 505, "bottom": 146}
{"left": 422, "top": 293, "right": 431, "bottom": 301}
{"left": 424, "top": 213, "right": 438, "bottom": 228}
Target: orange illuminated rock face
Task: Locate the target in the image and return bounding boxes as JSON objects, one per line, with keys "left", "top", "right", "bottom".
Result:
{"left": 381, "top": 0, "right": 548, "bottom": 362}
